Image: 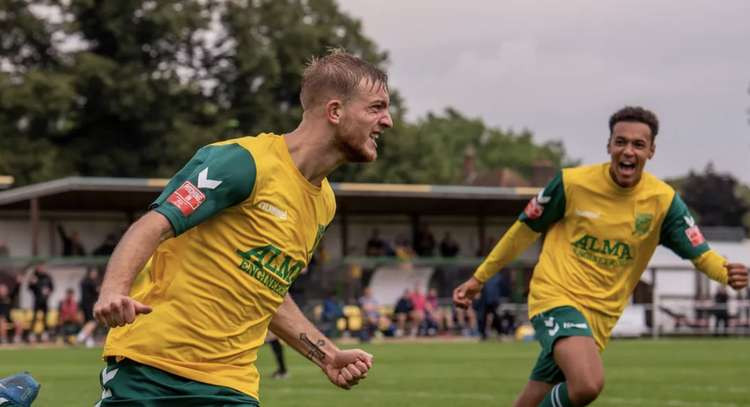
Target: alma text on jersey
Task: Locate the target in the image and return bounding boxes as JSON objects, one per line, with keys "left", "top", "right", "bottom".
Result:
{"left": 235, "top": 245, "right": 305, "bottom": 296}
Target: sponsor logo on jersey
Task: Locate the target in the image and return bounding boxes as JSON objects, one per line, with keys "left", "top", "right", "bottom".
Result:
{"left": 571, "top": 234, "right": 634, "bottom": 268}
{"left": 167, "top": 181, "right": 206, "bottom": 216}
{"left": 524, "top": 189, "right": 551, "bottom": 220}
{"left": 633, "top": 213, "right": 653, "bottom": 236}
{"left": 256, "top": 201, "right": 288, "bottom": 220}
{"left": 235, "top": 245, "right": 305, "bottom": 297}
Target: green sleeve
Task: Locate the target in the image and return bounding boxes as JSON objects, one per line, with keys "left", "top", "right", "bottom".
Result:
{"left": 659, "top": 193, "right": 710, "bottom": 259}
{"left": 519, "top": 171, "right": 566, "bottom": 233}
{"left": 151, "top": 143, "right": 256, "bottom": 235}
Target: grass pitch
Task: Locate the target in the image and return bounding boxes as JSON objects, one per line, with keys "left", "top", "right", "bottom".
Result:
{"left": 1, "top": 338, "right": 748, "bottom": 406}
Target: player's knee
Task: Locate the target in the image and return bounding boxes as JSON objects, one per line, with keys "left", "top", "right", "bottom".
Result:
{"left": 569, "top": 376, "right": 604, "bottom": 405}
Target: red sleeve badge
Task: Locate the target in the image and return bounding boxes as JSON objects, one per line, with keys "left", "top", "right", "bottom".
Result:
{"left": 685, "top": 226, "right": 705, "bottom": 247}
{"left": 167, "top": 181, "right": 206, "bottom": 216}
{"left": 524, "top": 197, "right": 544, "bottom": 220}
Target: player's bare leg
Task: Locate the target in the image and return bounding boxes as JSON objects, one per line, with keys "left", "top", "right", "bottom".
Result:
{"left": 513, "top": 380, "right": 553, "bottom": 407}
{"left": 553, "top": 336, "right": 604, "bottom": 405}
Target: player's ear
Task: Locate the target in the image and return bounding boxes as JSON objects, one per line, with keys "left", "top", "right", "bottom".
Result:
{"left": 648, "top": 140, "right": 655, "bottom": 159}
{"left": 606, "top": 135, "right": 612, "bottom": 154}
{"left": 326, "top": 99, "right": 343, "bottom": 125}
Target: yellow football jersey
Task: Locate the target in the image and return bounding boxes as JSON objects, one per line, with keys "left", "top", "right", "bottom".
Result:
{"left": 475, "top": 163, "right": 727, "bottom": 346}
{"left": 103, "top": 133, "right": 335, "bottom": 400}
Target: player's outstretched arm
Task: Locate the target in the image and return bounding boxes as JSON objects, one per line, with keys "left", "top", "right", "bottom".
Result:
{"left": 269, "top": 294, "right": 373, "bottom": 390}
{"left": 94, "top": 211, "right": 172, "bottom": 327}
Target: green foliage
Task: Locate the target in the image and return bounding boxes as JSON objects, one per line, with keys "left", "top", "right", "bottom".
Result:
{"left": 0, "top": 0, "right": 390, "bottom": 184}
{"left": 670, "top": 163, "right": 750, "bottom": 233}
{"left": 332, "top": 108, "right": 572, "bottom": 184}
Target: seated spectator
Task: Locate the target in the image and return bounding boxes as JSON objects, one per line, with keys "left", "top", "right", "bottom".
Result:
{"left": 410, "top": 286, "right": 427, "bottom": 336}
{"left": 57, "top": 225, "right": 86, "bottom": 256}
{"left": 453, "top": 302, "right": 478, "bottom": 337}
{"left": 320, "top": 291, "right": 344, "bottom": 338}
{"left": 358, "top": 287, "right": 380, "bottom": 341}
{"left": 439, "top": 232, "right": 460, "bottom": 257}
{"left": 414, "top": 224, "right": 435, "bottom": 257}
{"left": 393, "top": 289, "right": 414, "bottom": 337}
{"left": 424, "top": 287, "right": 450, "bottom": 335}
{"left": 58, "top": 288, "right": 82, "bottom": 343}
{"left": 0, "top": 274, "right": 23, "bottom": 344}
{"left": 714, "top": 286, "right": 730, "bottom": 336}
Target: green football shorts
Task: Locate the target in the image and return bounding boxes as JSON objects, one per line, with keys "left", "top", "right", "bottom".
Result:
{"left": 95, "top": 358, "right": 260, "bottom": 407}
{"left": 529, "top": 306, "right": 593, "bottom": 383}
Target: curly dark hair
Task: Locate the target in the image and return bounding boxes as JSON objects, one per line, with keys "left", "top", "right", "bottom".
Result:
{"left": 608, "top": 106, "right": 659, "bottom": 139}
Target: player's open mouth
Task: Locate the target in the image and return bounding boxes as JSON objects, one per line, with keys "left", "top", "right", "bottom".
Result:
{"left": 618, "top": 161, "right": 636, "bottom": 175}
{"left": 370, "top": 132, "right": 381, "bottom": 148}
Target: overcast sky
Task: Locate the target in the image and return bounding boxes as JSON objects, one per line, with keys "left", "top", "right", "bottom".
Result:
{"left": 338, "top": 0, "right": 750, "bottom": 184}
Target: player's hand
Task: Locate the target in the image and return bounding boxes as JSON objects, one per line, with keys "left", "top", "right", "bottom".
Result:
{"left": 452, "top": 276, "right": 483, "bottom": 309}
{"left": 726, "top": 263, "right": 748, "bottom": 290}
{"left": 323, "top": 349, "right": 373, "bottom": 390}
{"left": 94, "top": 293, "right": 152, "bottom": 327}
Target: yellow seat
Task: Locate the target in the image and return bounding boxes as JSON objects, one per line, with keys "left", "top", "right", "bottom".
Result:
{"left": 10, "top": 309, "right": 32, "bottom": 329}
{"left": 347, "top": 315, "right": 363, "bottom": 331}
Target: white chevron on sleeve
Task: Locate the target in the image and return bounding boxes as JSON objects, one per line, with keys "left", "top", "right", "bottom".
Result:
{"left": 198, "top": 168, "right": 223, "bottom": 190}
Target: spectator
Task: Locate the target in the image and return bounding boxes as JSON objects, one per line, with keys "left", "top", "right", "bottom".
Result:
{"left": 714, "top": 286, "right": 730, "bottom": 336}
{"left": 393, "top": 235, "right": 415, "bottom": 262}
{"left": 28, "top": 264, "right": 54, "bottom": 342}
{"left": 439, "top": 232, "right": 460, "bottom": 258}
{"left": 58, "top": 288, "right": 82, "bottom": 343}
{"left": 365, "top": 229, "right": 388, "bottom": 257}
{"left": 393, "top": 289, "right": 414, "bottom": 337}
{"left": 358, "top": 287, "right": 380, "bottom": 341}
{"left": 452, "top": 302, "right": 478, "bottom": 337}
{"left": 76, "top": 269, "right": 100, "bottom": 347}
{"left": 0, "top": 240, "right": 9, "bottom": 258}
{"left": 424, "top": 287, "right": 448, "bottom": 335}
{"left": 320, "top": 291, "right": 344, "bottom": 338}
{"left": 93, "top": 234, "right": 118, "bottom": 256}
{"left": 475, "top": 273, "right": 504, "bottom": 340}
{"left": 414, "top": 224, "right": 436, "bottom": 257}
{"left": 57, "top": 225, "right": 86, "bottom": 256}
{"left": 0, "top": 274, "right": 23, "bottom": 344}
{"left": 265, "top": 331, "right": 288, "bottom": 379}
{"left": 409, "top": 287, "right": 427, "bottom": 336}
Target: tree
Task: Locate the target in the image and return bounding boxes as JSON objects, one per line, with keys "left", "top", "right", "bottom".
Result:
{"left": 0, "top": 0, "right": 394, "bottom": 185}
{"left": 331, "top": 108, "right": 574, "bottom": 184}
{"left": 676, "top": 163, "right": 749, "bottom": 231}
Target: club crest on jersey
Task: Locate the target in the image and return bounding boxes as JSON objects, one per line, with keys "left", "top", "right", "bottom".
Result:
{"left": 684, "top": 215, "right": 705, "bottom": 247}
{"left": 524, "top": 189, "right": 550, "bottom": 220}
{"left": 167, "top": 181, "right": 206, "bottom": 216}
{"left": 633, "top": 213, "right": 653, "bottom": 236}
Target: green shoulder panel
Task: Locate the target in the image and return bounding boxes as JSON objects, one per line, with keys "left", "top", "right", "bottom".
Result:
{"left": 659, "top": 193, "right": 710, "bottom": 259}
{"left": 519, "top": 170, "right": 566, "bottom": 233}
{"left": 152, "top": 143, "right": 256, "bottom": 235}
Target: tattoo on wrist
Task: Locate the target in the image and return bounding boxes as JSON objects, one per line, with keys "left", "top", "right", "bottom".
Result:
{"left": 299, "top": 333, "right": 326, "bottom": 362}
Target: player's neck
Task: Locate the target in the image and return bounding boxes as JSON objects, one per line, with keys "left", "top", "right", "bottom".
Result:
{"left": 285, "top": 121, "right": 344, "bottom": 187}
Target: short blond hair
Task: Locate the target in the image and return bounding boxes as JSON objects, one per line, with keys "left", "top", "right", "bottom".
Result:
{"left": 300, "top": 49, "right": 388, "bottom": 110}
